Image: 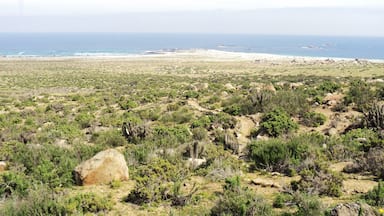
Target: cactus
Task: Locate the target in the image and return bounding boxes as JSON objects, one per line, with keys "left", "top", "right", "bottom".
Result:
{"left": 186, "top": 141, "right": 205, "bottom": 159}
{"left": 249, "top": 89, "right": 273, "bottom": 112}
{"left": 364, "top": 102, "right": 384, "bottom": 130}
{"left": 224, "top": 130, "right": 239, "bottom": 154}
{"left": 122, "top": 121, "right": 150, "bottom": 143}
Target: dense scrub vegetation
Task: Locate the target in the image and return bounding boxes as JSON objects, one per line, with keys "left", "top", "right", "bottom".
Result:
{"left": 0, "top": 59, "right": 383, "bottom": 215}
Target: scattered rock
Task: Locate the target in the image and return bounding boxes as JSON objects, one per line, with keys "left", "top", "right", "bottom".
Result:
{"left": 326, "top": 128, "right": 338, "bottom": 136}
{"left": 197, "top": 82, "right": 209, "bottom": 90}
{"left": 224, "top": 83, "right": 235, "bottom": 91}
{"left": 326, "top": 100, "right": 337, "bottom": 106}
{"left": 251, "top": 178, "right": 281, "bottom": 189}
{"left": 367, "top": 78, "right": 384, "bottom": 83}
{"left": 186, "top": 158, "right": 207, "bottom": 169}
{"left": 73, "top": 149, "right": 129, "bottom": 186}
{"left": 54, "top": 139, "right": 71, "bottom": 149}
{"left": 256, "top": 135, "right": 269, "bottom": 141}
{"left": 271, "top": 172, "right": 283, "bottom": 177}
{"left": 289, "top": 82, "right": 304, "bottom": 89}
{"left": 0, "top": 161, "right": 7, "bottom": 172}
{"left": 263, "top": 83, "right": 276, "bottom": 93}
{"left": 329, "top": 202, "right": 377, "bottom": 216}
{"left": 221, "top": 91, "right": 229, "bottom": 97}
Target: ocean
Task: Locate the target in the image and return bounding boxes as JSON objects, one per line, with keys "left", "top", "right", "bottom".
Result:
{"left": 0, "top": 33, "right": 384, "bottom": 59}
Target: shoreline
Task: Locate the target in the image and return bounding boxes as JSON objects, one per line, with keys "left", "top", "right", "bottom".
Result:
{"left": 1, "top": 49, "right": 383, "bottom": 63}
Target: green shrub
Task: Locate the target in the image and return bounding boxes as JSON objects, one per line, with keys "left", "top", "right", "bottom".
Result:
{"left": 0, "top": 186, "right": 66, "bottom": 216}
{"left": 259, "top": 108, "right": 298, "bottom": 137}
{"left": 361, "top": 148, "right": 384, "bottom": 179}
{"left": 0, "top": 171, "right": 30, "bottom": 198}
{"left": 74, "top": 112, "right": 93, "bottom": 129}
{"left": 92, "top": 129, "right": 128, "bottom": 147}
{"left": 36, "top": 121, "right": 82, "bottom": 142}
{"left": 160, "top": 108, "right": 194, "bottom": 124}
{"left": 267, "top": 90, "right": 310, "bottom": 117}
{"left": 184, "top": 90, "right": 199, "bottom": 99}
{"left": 125, "top": 158, "right": 183, "bottom": 204}
{"left": 292, "top": 161, "right": 343, "bottom": 197}
{"left": 342, "top": 128, "right": 381, "bottom": 152}
{"left": 137, "top": 108, "right": 161, "bottom": 121}
{"left": 195, "top": 144, "right": 242, "bottom": 180}
{"left": 273, "top": 193, "right": 292, "bottom": 208}
{"left": 191, "top": 116, "right": 212, "bottom": 129}
{"left": 248, "top": 139, "right": 290, "bottom": 172}
{"left": 130, "top": 144, "right": 152, "bottom": 165}
{"left": 318, "top": 81, "right": 341, "bottom": 93}
{"left": 210, "top": 113, "right": 237, "bottom": 129}
{"left": 192, "top": 127, "right": 208, "bottom": 141}
{"left": 344, "top": 80, "right": 375, "bottom": 112}
{"left": 210, "top": 176, "right": 273, "bottom": 216}
{"left": 153, "top": 125, "right": 192, "bottom": 147}
{"left": 118, "top": 96, "right": 138, "bottom": 110}
{"left": 223, "top": 104, "right": 241, "bottom": 116}
{"left": 248, "top": 137, "right": 309, "bottom": 174}
{"left": 292, "top": 193, "right": 323, "bottom": 216}
{"left": 65, "top": 192, "right": 113, "bottom": 214}
{"left": 363, "top": 181, "right": 384, "bottom": 206}
{"left": 2, "top": 142, "right": 100, "bottom": 188}
{"left": 301, "top": 112, "right": 327, "bottom": 127}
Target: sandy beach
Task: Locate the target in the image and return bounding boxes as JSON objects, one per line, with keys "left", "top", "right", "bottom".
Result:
{"left": 2, "top": 49, "right": 384, "bottom": 64}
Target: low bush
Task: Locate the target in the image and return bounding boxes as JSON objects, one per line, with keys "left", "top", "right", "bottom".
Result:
{"left": 191, "top": 127, "right": 208, "bottom": 141}
{"left": 0, "top": 186, "right": 66, "bottom": 216}
{"left": 195, "top": 144, "right": 241, "bottom": 180}
{"left": 2, "top": 141, "right": 102, "bottom": 189}
{"left": 318, "top": 80, "right": 341, "bottom": 94}
{"left": 125, "top": 158, "right": 185, "bottom": 205}
{"left": 0, "top": 171, "right": 30, "bottom": 198}
{"left": 191, "top": 115, "right": 212, "bottom": 129}
{"left": 273, "top": 193, "right": 292, "bottom": 208}
{"left": 362, "top": 181, "right": 384, "bottom": 207}
{"left": 259, "top": 108, "right": 298, "bottom": 137}
{"left": 292, "top": 160, "right": 343, "bottom": 197}
{"left": 118, "top": 96, "right": 138, "bottom": 110}
{"left": 65, "top": 192, "right": 113, "bottom": 214}
{"left": 292, "top": 193, "right": 324, "bottom": 216}
{"left": 153, "top": 125, "right": 192, "bottom": 147}
{"left": 92, "top": 129, "right": 128, "bottom": 147}
{"left": 160, "top": 108, "right": 194, "bottom": 124}
{"left": 248, "top": 136, "right": 310, "bottom": 174}
{"left": 74, "top": 112, "right": 93, "bottom": 129}
{"left": 325, "top": 128, "right": 383, "bottom": 161}
{"left": 266, "top": 90, "right": 310, "bottom": 117}
{"left": 301, "top": 112, "right": 326, "bottom": 127}
{"left": 344, "top": 80, "right": 375, "bottom": 112}
{"left": 223, "top": 104, "right": 242, "bottom": 116}
{"left": 184, "top": 90, "right": 199, "bottom": 99}
{"left": 210, "top": 176, "right": 273, "bottom": 216}
{"left": 355, "top": 147, "right": 384, "bottom": 179}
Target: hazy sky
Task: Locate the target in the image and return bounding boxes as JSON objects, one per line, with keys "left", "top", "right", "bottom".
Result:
{"left": 0, "top": 0, "right": 383, "bottom": 36}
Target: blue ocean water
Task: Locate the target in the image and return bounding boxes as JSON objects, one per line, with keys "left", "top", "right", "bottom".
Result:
{"left": 0, "top": 33, "right": 384, "bottom": 59}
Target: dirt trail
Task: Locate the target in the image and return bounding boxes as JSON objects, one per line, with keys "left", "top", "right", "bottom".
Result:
{"left": 187, "top": 99, "right": 218, "bottom": 114}
{"left": 236, "top": 116, "right": 255, "bottom": 138}
{"left": 235, "top": 116, "right": 256, "bottom": 152}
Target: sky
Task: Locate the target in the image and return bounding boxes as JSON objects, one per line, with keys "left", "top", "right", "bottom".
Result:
{"left": 0, "top": 0, "right": 383, "bottom": 36}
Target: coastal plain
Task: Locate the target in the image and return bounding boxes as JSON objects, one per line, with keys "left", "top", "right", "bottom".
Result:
{"left": 0, "top": 52, "right": 384, "bottom": 215}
